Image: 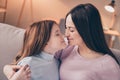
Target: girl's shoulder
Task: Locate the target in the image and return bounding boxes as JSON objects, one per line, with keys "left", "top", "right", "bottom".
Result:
{"left": 17, "top": 56, "right": 33, "bottom": 66}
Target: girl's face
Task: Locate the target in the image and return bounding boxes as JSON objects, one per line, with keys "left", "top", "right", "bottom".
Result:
{"left": 65, "top": 14, "right": 84, "bottom": 46}
{"left": 44, "top": 24, "right": 66, "bottom": 54}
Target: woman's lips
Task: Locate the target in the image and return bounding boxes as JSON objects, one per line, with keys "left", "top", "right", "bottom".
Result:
{"left": 67, "top": 38, "right": 73, "bottom": 41}
{"left": 67, "top": 38, "right": 73, "bottom": 44}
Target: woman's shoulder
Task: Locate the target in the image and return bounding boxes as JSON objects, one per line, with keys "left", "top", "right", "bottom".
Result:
{"left": 98, "top": 54, "right": 120, "bottom": 79}
{"left": 99, "top": 54, "right": 120, "bottom": 68}
{"left": 107, "top": 55, "right": 120, "bottom": 66}
{"left": 103, "top": 54, "right": 117, "bottom": 63}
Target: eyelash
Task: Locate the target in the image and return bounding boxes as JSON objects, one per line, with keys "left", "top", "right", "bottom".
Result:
{"left": 65, "top": 26, "right": 75, "bottom": 32}
{"left": 70, "top": 30, "right": 74, "bottom": 32}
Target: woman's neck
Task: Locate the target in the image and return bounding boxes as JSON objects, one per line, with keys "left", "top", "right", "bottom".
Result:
{"left": 78, "top": 44, "right": 103, "bottom": 59}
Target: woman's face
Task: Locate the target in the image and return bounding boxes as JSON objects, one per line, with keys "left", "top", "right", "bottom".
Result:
{"left": 65, "top": 14, "right": 83, "bottom": 46}
{"left": 44, "top": 24, "right": 66, "bottom": 54}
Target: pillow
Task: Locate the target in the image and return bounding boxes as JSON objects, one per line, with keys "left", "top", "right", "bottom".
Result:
{"left": 0, "top": 23, "right": 25, "bottom": 80}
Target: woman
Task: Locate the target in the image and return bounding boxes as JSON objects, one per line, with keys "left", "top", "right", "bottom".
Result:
{"left": 4, "top": 3, "right": 120, "bottom": 80}
{"left": 4, "top": 20, "right": 66, "bottom": 80}
{"left": 55, "top": 3, "right": 120, "bottom": 80}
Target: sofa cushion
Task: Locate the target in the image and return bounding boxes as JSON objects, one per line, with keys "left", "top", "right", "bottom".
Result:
{"left": 0, "top": 23, "right": 25, "bottom": 80}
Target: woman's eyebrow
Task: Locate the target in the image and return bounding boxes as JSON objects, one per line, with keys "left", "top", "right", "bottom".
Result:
{"left": 67, "top": 26, "right": 75, "bottom": 29}
{"left": 66, "top": 24, "right": 74, "bottom": 28}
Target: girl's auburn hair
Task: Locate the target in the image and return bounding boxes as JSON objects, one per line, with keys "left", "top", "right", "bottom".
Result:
{"left": 13, "top": 20, "right": 57, "bottom": 64}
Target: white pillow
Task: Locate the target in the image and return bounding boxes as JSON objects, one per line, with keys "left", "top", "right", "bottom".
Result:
{"left": 0, "top": 23, "right": 25, "bottom": 80}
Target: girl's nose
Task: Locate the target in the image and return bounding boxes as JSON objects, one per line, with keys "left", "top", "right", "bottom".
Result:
{"left": 60, "top": 33, "right": 65, "bottom": 40}
{"left": 65, "top": 29, "right": 69, "bottom": 37}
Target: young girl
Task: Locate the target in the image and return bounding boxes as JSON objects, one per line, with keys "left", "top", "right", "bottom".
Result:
{"left": 4, "top": 20, "right": 66, "bottom": 80}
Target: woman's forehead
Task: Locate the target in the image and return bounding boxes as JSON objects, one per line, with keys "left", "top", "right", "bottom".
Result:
{"left": 66, "top": 14, "right": 75, "bottom": 27}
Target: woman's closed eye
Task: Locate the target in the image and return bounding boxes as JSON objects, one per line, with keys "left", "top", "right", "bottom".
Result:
{"left": 69, "top": 28, "right": 75, "bottom": 32}
{"left": 66, "top": 26, "right": 75, "bottom": 32}
{"left": 70, "top": 29, "right": 74, "bottom": 32}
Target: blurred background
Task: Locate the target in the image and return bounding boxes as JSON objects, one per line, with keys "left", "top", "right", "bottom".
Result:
{"left": 0, "top": 0, "right": 120, "bottom": 49}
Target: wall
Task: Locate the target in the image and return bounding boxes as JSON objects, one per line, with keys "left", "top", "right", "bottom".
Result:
{"left": 0, "top": 0, "right": 120, "bottom": 49}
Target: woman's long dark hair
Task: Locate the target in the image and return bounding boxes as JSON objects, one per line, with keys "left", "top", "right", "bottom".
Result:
{"left": 13, "top": 20, "right": 57, "bottom": 64}
{"left": 65, "top": 3, "right": 119, "bottom": 64}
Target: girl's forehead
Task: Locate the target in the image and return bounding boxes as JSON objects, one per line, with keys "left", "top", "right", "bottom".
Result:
{"left": 52, "top": 24, "right": 60, "bottom": 32}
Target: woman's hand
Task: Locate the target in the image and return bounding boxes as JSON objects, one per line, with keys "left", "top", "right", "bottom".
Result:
{"left": 3, "top": 64, "right": 31, "bottom": 80}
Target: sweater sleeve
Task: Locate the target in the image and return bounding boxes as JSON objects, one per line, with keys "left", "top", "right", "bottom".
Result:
{"left": 54, "top": 45, "right": 75, "bottom": 61}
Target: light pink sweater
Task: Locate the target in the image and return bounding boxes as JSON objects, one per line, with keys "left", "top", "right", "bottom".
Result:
{"left": 55, "top": 45, "right": 120, "bottom": 80}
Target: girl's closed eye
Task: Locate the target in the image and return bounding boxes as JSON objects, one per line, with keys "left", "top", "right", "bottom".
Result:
{"left": 56, "top": 33, "right": 60, "bottom": 36}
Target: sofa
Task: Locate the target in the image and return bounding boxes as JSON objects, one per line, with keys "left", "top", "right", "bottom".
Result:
{"left": 0, "top": 23, "right": 25, "bottom": 80}
{"left": 0, "top": 23, "right": 120, "bottom": 80}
